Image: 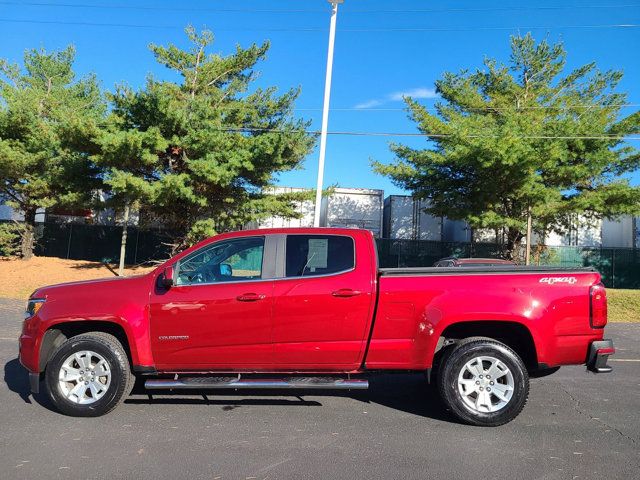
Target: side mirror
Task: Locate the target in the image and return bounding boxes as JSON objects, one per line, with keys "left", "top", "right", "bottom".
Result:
{"left": 162, "top": 266, "right": 174, "bottom": 288}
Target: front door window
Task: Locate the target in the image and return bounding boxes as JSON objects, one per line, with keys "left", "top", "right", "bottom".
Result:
{"left": 176, "top": 236, "right": 264, "bottom": 285}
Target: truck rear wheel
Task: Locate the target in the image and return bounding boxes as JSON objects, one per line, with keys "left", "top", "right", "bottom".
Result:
{"left": 44, "top": 332, "right": 133, "bottom": 417}
{"left": 437, "top": 338, "right": 529, "bottom": 426}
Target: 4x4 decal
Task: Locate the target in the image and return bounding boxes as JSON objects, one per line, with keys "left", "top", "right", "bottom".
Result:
{"left": 539, "top": 276, "right": 578, "bottom": 285}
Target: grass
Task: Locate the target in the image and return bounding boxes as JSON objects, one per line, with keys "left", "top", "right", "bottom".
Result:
{"left": 607, "top": 289, "right": 640, "bottom": 323}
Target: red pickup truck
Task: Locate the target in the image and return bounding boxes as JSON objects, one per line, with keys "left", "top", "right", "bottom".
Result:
{"left": 19, "top": 228, "right": 614, "bottom": 426}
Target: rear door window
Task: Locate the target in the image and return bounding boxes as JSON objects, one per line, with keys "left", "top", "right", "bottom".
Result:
{"left": 285, "top": 235, "right": 354, "bottom": 277}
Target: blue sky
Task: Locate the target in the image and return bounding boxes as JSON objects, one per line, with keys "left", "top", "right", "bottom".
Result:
{"left": 2, "top": 0, "right": 639, "bottom": 195}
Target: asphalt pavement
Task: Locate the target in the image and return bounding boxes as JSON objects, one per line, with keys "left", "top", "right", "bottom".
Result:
{"left": 1, "top": 297, "right": 638, "bottom": 480}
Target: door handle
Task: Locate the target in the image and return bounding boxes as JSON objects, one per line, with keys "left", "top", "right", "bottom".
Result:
{"left": 236, "top": 293, "right": 266, "bottom": 302}
{"left": 332, "top": 289, "right": 362, "bottom": 298}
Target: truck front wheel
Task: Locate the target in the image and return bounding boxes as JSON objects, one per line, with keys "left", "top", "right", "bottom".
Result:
{"left": 437, "top": 338, "right": 529, "bottom": 426}
{"left": 44, "top": 332, "right": 134, "bottom": 417}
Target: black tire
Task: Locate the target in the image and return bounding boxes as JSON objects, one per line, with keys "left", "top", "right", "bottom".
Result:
{"left": 45, "top": 332, "right": 133, "bottom": 417}
{"left": 437, "top": 337, "right": 529, "bottom": 427}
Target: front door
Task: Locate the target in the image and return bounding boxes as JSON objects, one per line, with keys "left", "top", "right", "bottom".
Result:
{"left": 272, "top": 234, "right": 375, "bottom": 370}
{"left": 150, "top": 235, "right": 274, "bottom": 370}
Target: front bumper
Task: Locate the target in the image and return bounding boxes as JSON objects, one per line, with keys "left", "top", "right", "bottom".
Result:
{"left": 19, "top": 334, "right": 41, "bottom": 393}
{"left": 29, "top": 372, "right": 40, "bottom": 394}
{"left": 19, "top": 333, "right": 39, "bottom": 373}
{"left": 587, "top": 339, "right": 615, "bottom": 373}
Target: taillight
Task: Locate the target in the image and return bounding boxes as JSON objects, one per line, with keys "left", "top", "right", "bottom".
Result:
{"left": 590, "top": 283, "right": 607, "bottom": 328}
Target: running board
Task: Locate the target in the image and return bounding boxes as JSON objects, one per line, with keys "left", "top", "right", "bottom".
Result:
{"left": 144, "top": 376, "right": 369, "bottom": 391}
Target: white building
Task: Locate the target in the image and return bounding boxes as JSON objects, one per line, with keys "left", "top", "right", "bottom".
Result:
{"left": 381, "top": 195, "right": 638, "bottom": 248}
{"left": 252, "top": 187, "right": 385, "bottom": 237}
{"left": 250, "top": 187, "right": 315, "bottom": 229}
{"left": 545, "top": 215, "right": 603, "bottom": 247}
{"left": 0, "top": 202, "right": 45, "bottom": 222}
{"left": 544, "top": 215, "right": 638, "bottom": 248}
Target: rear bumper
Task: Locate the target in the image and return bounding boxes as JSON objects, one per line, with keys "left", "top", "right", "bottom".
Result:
{"left": 587, "top": 339, "right": 615, "bottom": 373}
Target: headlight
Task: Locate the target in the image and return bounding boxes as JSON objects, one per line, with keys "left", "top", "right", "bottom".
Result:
{"left": 25, "top": 298, "right": 46, "bottom": 319}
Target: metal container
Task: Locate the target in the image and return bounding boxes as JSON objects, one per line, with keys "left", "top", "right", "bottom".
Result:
{"left": 382, "top": 195, "right": 442, "bottom": 240}
{"left": 321, "top": 188, "right": 384, "bottom": 237}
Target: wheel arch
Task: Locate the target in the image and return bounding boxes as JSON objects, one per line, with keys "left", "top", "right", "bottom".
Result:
{"left": 435, "top": 320, "right": 538, "bottom": 372}
{"left": 39, "top": 320, "right": 134, "bottom": 372}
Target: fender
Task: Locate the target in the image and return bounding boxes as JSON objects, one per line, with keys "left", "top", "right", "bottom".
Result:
{"left": 39, "top": 316, "right": 143, "bottom": 369}
{"left": 27, "top": 273, "right": 156, "bottom": 372}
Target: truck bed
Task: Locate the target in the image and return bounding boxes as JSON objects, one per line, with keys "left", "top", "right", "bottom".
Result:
{"left": 366, "top": 265, "right": 603, "bottom": 370}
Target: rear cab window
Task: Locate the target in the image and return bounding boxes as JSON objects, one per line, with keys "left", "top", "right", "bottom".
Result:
{"left": 285, "top": 235, "right": 354, "bottom": 277}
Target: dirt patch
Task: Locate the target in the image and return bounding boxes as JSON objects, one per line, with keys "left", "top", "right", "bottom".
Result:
{"left": 0, "top": 256, "right": 156, "bottom": 299}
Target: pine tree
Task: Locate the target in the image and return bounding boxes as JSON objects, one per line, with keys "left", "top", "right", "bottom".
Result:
{"left": 95, "top": 26, "right": 315, "bottom": 253}
{"left": 374, "top": 34, "right": 640, "bottom": 259}
{"left": 0, "top": 46, "right": 104, "bottom": 258}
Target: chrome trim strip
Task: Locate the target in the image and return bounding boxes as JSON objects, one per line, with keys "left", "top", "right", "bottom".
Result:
{"left": 163, "top": 233, "right": 360, "bottom": 288}
{"left": 169, "top": 277, "right": 275, "bottom": 288}
{"left": 379, "top": 266, "right": 596, "bottom": 275}
{"left": 281, "top": 233, "right": 356, "bottom": 280}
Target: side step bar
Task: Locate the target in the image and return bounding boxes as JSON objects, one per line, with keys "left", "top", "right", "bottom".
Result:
{"left": 145, "top": 376, "right": 369, "bottom": 391}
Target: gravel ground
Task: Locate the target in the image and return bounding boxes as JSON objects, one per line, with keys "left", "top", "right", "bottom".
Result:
{"left": 1, "top": 297, "right": 638, "bottom": 480}
{"left": 0, "top": 258, "right": 154, "bottom": 299}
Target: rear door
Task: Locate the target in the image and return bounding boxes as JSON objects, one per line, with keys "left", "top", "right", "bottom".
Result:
{"left": 271, "top": 233, "right": 376, "bottom": 370}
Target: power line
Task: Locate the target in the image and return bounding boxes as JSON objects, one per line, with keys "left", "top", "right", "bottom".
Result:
{"left": 0, "top": 1, "right": 324, "bottom": 13}
{"left": 340, "top": 24, "right": 640, "bottom": 32}
{"left": 0, "top": 17, "right": 638, "bottom": 32}
{"left": 214, "top": 126, "right": 640, "bottom": 140}
{"left": 2, "top": 2, "right": 640, "bottom": 15}
{"left": 350, "top": 4, "right": 640, "bottom": 14}
{"left": 299, "top": 104, "right": 640, "bottom": 112}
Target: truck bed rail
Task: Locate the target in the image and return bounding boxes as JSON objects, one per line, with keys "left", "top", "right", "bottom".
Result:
{"left": 379, "top": 266, "right": 597, "bottom": 276}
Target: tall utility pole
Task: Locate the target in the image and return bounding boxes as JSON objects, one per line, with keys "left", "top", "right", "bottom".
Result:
{"left": 313, "top": 0, "right": 343, "bottom": 227}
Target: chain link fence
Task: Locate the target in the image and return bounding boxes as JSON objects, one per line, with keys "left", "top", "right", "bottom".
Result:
{"left": 376, "top": 238, "right": 640, "bottom": 289}
{"left": 32, "top": 222, "right": 174, "bottom": 265}
{"left": 2, "top": 222, "right": 638, "bottom": 289}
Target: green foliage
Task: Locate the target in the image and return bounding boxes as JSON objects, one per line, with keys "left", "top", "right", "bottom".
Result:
{"left": 374, "top": 34, "right": 640, "bottom": 257}
{"left": 94, "top": 26, "right": 316, "bottom": 251}
{"left": 0, "top": 222, "right": 21, "bottom": 256}
{"left": 0, "top": 46, "right": 105, "bottom": 257}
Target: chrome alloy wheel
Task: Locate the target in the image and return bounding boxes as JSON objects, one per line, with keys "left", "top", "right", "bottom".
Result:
{"left": 58, "top": 351, "right": 112, "bottom": 404}
{"left": 457, "top": 355, "right": 514, "bottom": 413}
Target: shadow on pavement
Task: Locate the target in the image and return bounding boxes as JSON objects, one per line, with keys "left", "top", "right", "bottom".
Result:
{"left": 5, "top": 358, "right": 452, "bottom": 422}
{"left": 360, "top": 373, "right": 453, "bottom": 422}
{"left": 3, "top": 357, "right": 54, "bottom": 412}
{"left": 125, "top": 395, "right": 323, "bottom": 409}
{"left": 126, "top": 373, "right": 453, "bottom": 423}
{"left": 4, "top": 358, "right": 33, "bottom": 404}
